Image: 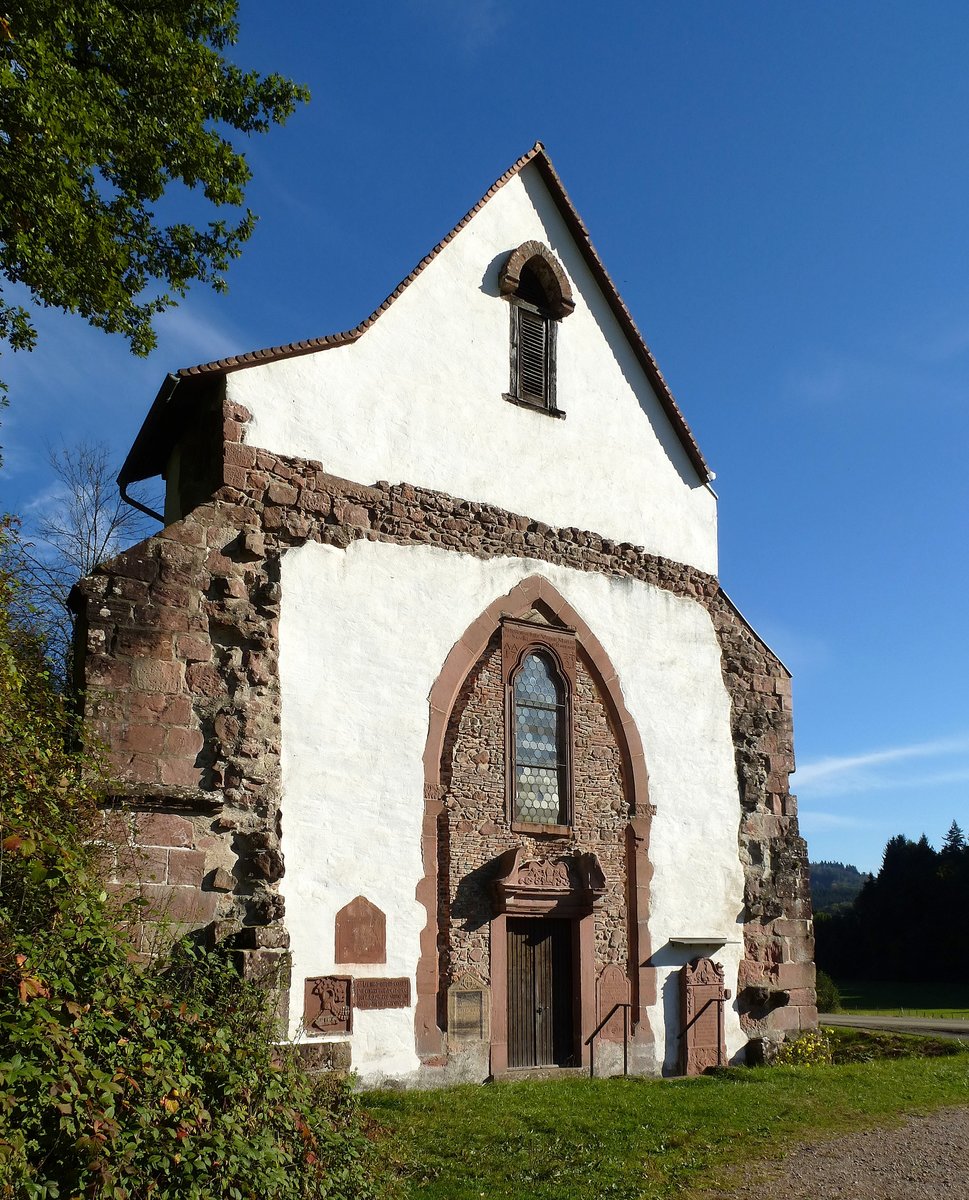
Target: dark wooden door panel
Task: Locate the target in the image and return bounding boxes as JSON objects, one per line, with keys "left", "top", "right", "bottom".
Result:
{"left": 507, "top": 918, "right": 574, "bottom": 1068}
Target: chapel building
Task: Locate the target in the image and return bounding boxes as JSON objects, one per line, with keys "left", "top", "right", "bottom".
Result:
{"left": 73, "top": 144, "right": 817, "bottom": 1085}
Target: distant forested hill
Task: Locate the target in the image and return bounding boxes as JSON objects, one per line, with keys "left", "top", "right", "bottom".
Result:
{"left": 813, "top": 826, "right": 969, "bottom": 981}
{"left": 809, "top": 860, "right": 871, "bottom": 913}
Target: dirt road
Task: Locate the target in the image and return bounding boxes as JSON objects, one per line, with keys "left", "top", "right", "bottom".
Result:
{"left": 820, "top": 1013, "right": 969, "bottom": 1041}
{"left": 703, "top": 1105, "right": 969, "bottom": 1199}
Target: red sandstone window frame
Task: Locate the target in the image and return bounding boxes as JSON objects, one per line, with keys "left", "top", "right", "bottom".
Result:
{"left": 501, "top": 618, "right": 576, "bottom": 835}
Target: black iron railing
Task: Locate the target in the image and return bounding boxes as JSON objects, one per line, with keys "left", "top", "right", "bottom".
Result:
{"left": 585, "top": 1002, "right": 638, "bottom": 1079}
{"left": 587, "top": 993, "right": 729, "bottom": 1078}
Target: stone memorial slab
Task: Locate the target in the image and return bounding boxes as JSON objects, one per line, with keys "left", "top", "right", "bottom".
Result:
{"left": 335, "top": 895, "right": 386, "bottom": 964}
{"left": 596, "top": 965, "right": 629, "bottom": 1041}
{"left": 353, "top": 977, "right": 411, "bottom": 1010}
{"left": 680, "top": 957, "right": 728, "bottom": 1075}
{"left": 448, "top": 973, "right": 490, "bottom": 1042}
{"left": 304, "top": 976, "right": 352, "bottom": 1035}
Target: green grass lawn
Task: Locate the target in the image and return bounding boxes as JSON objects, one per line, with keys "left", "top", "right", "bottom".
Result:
{"left": 363, "top": 1034, "right": 969, "bottom": 1200}
{"left": 836, "top": 980, "right": 969, "bottom": 1018}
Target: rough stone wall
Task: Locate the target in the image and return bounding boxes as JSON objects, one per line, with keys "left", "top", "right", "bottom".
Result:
{"left": 709, "top": 607, "right": 815, "bottom": 1041}
{"left": 439, "top": 631, "right": 629, "bottom": 997}
{"left": 73, "top": 396, "right": 815, "bottom": 1043}
{"left": 100, "top": 807, "right": 228, "bottom": 951}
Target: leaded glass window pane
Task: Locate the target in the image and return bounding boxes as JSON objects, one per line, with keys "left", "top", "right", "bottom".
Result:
{"left": 513, "top": 651, "right": 567, "bottom": 825}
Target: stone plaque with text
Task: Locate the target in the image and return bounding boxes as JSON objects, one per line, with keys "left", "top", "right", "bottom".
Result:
{"left": 597, "top": 965, "right": 629, "bottom": 1042}
{"left": 454, "top": 991, "right": 484, "bottom": 1039}
{"left": 353, "top": 977, "right": 411, "bottom": 1010}
{"left": 448, "top": 972, "right": 490, "bottom": 1042}
{"left": 680, "top": 957, "right": 727, "bottom": 1075}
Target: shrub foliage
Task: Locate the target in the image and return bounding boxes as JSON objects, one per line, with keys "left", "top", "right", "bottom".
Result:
{"left": 0, "top": 527, "right": 379, "bottom": 1198}
{"left": 814, "top": 968, "right": 841, "bottom": 1013}
{"left": 773, "top": 1030, "right": 833, "bottom": 1067}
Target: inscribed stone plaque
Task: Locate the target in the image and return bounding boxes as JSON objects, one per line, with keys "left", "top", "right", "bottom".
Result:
{"left": 596, "top": 965, "right": 629, "bottom": 1042}
{"left": 304, "top": 976, "right": 352, "bottom": 1035}
{"left": 335, "top": 896, "right": 386, "bottom": 964}
{"left": 353, "top": 977, "right": 411, "bottom": 1010}
{"left": 447, "top": 973, "right": 490, "bottom": 1042}
{"left": 680, "top": 957, "right": 726, "bottom": 1075}
{"left": 454, "top": 991, "right": 484, "bottom": 1040}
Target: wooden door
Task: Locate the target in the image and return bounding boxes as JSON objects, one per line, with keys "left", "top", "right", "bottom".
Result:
{"left": 507, "top": 918, "right": 575, "bottom": 1068}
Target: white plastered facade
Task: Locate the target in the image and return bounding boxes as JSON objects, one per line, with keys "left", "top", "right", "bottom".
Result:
{"left": 235, "top": 160, "right": 748, "bottom": 1083}
{"left": 228, "top": 164, "right": 718, "bottom": 576}
{"left": 278, "top": 541, "right": 746, "bottom": 1083}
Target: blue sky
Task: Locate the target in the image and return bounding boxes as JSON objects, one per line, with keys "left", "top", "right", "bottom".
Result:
{"left": 2, "top": 1, "right": 968, "bottom": 872}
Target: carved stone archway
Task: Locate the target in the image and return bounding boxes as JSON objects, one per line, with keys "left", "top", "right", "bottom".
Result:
{"left": 415, "top": 574, "right": 654, "bottom": 1063}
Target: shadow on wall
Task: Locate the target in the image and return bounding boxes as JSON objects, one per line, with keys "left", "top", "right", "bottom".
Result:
{"left": 648, "top": 940, "right": 743, "bottom": 1076}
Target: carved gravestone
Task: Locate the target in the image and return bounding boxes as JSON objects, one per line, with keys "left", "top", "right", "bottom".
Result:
{"left": 680, "top": 957, "right": 729, "bottom": 1075}
{"left": 596, "top": 965, "right": 629, "bottom": 1041}
{"left": 335, "top": 896, "right": 386, "bottom": 964}
{"left": 447, "top": 973, "right": 490, "bottom": 1043}
{"left": 304, "top": 976, "right": 352, "bottom": 1035}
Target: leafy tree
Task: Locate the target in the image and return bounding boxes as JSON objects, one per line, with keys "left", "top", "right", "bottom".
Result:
{"left": 0, "top": 1, "right": 309, "bottom": 400}
{"left": 816, "top": 826, "right": 969, "bottom": 985}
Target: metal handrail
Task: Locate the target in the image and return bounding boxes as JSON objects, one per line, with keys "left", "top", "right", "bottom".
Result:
{"left": 586, "top": 994, "right": 728, "bottom": 1078}
{"left": 585, "top": 1002, "right": 638, "bottom": 1079}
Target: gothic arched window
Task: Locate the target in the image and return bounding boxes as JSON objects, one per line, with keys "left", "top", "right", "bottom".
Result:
{"left": 511, "top": 650, "right": 570, "bottom": 827}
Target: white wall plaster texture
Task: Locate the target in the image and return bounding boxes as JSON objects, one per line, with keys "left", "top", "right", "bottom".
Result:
{"left": 279, "top": 539, "right": 745, "bottom": 1082}
{"left": 230, "top": 163, "right": 718, "bottom": 576}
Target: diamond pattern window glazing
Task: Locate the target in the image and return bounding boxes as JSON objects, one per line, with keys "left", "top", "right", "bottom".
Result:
{"left": 513, "top": 651, "right": 567, "bottom": 825}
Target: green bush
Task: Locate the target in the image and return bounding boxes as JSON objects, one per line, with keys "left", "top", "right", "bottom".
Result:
{"left": 0, "top": 524, "right": 380, "bottom": 1199}
{"left": 0, "top": 936, "right": 379, "bottom": 1199}
{"left": 815, "top": 968, "right": 842, "bottom": 1013}
{"left": 773, "top": 1030, "right": 833, "bottom": 1067}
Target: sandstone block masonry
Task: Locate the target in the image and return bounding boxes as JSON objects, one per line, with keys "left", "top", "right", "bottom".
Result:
{"left": 72, "top": 397, "right": 816, "bottom": 1047}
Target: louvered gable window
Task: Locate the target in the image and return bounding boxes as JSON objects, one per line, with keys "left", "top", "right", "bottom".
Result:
{"left": 499, "top": 245, "right": 573, "bottom": 417}
{"left": 514, "top": 302, "right": 553, "bottom": 407}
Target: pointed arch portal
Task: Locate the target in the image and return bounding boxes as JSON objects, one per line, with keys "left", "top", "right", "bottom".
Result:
{"left": 415, "top": 575, "right": 655, "bottom": 1065}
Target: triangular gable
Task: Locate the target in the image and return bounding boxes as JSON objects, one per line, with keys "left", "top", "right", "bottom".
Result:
{"left": 120, "top": 144, "right": 711, "bottom": 487}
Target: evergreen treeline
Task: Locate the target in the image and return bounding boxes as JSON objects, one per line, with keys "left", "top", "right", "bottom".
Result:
{"left": 810, "top": 860, "right": 871, "bottom": 913}
{"left": 814, "top": 823, "right": 969, "bottom": 982}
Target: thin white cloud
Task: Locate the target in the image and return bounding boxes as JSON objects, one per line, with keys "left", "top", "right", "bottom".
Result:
{"left": 918, "top": 321, "right": 969, "bottom": 364}
{"left": 409, "top": 0, "right": 509, "bottom": 51}
{"left": 748, "top": 619, "right": 831, "bottom": 675}
{"left": 22, "top": 480, "right": 69, "bottom": 517}
{"left": 155, "top": 305, "right": 243, "bottom": 365}
{"left": 798, "top": 810, "right": 876, "bottom": 832}
{"left": 794, "top": 734, "right": 969, "bottom": 797}
{"left": 796, "top": 735, "right": 969, "bottom": 784}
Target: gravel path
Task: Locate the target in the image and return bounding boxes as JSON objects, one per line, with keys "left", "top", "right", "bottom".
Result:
{"left": 703, "top": 1105, "right": 969, "bottom": 1199}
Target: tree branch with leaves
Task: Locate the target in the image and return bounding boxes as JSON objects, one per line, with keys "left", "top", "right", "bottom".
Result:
{"left": 0, "top": 1, "right": 308, "bottom": 402}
